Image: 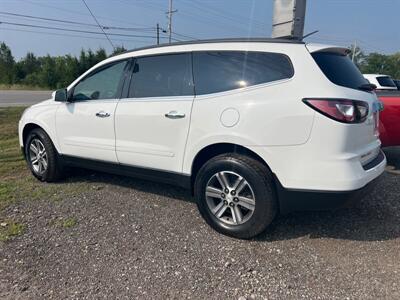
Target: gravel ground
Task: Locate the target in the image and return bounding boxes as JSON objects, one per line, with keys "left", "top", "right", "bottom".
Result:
{"left": 0, "top": 148, "right": 399, "bottom": 299}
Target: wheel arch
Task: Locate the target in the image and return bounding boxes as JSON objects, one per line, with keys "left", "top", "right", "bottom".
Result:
{"left": 21, "top": 122, "right": 60, "bottom": 154}
{"left": 22, "top": 123, "right": 43, "bottom": 145}
{"left": 190, "top": 143, "right": 273, "bottom": 189}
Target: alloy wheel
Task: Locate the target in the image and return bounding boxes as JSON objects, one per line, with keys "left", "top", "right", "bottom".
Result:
{"left": 205, "top": 171, "right": 256, "bottom": 225}
{"left": 29, "top": 138, "right": 48, "bottom": 175}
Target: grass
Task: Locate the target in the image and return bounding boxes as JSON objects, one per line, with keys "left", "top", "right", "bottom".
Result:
{"left": 0, "top": 107, "right": 26, "bottom": 179}
{"left": 0, "top": 84, "right": 50, "bottom": 91}
{"left": 0, "top": 106, "right": 87, "bottom": 240}
{"left": 48, "top": 217, "right": 78, "bottom": 229}
{"left": 0, "top": 220, "right": 25, "bottom": 241}
{"left": 62, "top": 217, "right": 77, "bottom": 228}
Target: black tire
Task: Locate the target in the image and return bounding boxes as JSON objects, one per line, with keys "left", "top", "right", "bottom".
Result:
{"left": 24, "top": 128, "right": 63, "bottom": 182}
{"left": 194, "top": 153, "right": 277, "bottom": 239}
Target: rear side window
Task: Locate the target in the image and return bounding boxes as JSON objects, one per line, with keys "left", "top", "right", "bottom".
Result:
{"left": 312, "top": 52, "right": 367, "bottom": 90}
{"left": 193, "top": 51, "right": 294, "bottom": 95}
{"left": 128, "top": 53, "right": 193, "bottom": 98}
{"left": 376, "top": 76, "right": 396, "bottom": 88}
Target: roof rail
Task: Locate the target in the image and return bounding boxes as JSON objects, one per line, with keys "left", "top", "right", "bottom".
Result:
{"left": 113, "top": 37, "right": 304, "bottom": 57}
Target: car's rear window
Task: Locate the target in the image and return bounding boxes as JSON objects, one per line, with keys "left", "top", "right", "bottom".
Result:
{"left": 312, "top": 52, "right": 367, "bottom": 90}
{"left": 376, "top": 76, "right": 396, "bottom": 88}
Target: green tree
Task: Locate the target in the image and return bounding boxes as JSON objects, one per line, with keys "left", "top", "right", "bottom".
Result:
{"left": 0, "top": 42, "right": 119, "bottom": 88}
{"left": 37, "top": 55, "right": 59, "bottom": 88}
{"left": 360, "top": 52, "right": 400, "bottom": 79}
{"left": 14, "top": 52, "right": 39, "bottom": 83}
{"left": 95, "top": 48, "right": 107, "bottom": 61}
{"left": 59, "top": 54, "right": 80, "bottom": 87}
{"left": 0, "top": 42, "right": 15, "bottom": 84}
{"left": 111, "top": 46, "right": 127, "bottom": 56}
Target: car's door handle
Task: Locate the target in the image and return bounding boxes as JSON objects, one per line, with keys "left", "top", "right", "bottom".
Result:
{"left": 165, "top": 111, "right": 185, "bottom": 119}
{"left": 95, "top": 111, "right": 111, "bottom": 118}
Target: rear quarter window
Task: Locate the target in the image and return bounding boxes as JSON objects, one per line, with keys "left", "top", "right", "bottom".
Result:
{"left": 192, "top": 51, "right": 294, "bottom": 95}
{"left": 312, "top": 52, "right": 367, "bottom": 90}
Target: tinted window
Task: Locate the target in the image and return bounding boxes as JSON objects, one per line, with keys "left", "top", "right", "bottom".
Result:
{"left": 72, "top": 60, "right": 127, "bottom": 101}
{"left": 192, "top": 51, "right": 293, "bottom": 95}
{"left": 376, "top": 76, "right": 396, "bottom": 88}
{"left": 128, "top": 53, "right": 193, "bottom": 98}
{"left": 395, "top": 80, "right": 400, "bottom": 90}
{"left": 312, "top": 52, "right": 367, "bottom": 90}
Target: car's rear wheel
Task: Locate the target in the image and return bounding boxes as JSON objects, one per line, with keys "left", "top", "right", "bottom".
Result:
{"left": 25, "top": 128, "right": 63, "bottom": 182}
{"left": 194, "top": 153, "right": 277, "bottom": 239}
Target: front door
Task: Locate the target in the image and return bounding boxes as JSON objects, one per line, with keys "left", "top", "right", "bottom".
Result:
{"left": 56, "top": 59, "right": 128, "bottom": 162}
{"left": 115, "top": 53, "right": 194, "bottom": 172}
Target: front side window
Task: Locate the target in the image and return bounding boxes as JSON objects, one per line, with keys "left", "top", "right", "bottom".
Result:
{"left": 72, "top": 60, "right": 128, "bottom": 101}
{"left": 128, "top": 53, "right": 193, "bottom": 98}
{"left": 192, "top": 51, "right": 294, "bottom": 95}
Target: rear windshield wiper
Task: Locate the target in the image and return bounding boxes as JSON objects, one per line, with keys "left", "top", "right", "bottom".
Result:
{"left": 358, "top": 83, "right": 377, "bottom": 92}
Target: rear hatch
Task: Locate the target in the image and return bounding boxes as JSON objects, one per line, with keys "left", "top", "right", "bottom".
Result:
{"left": 306, "top": 44, "right": 382, "bottom": 165}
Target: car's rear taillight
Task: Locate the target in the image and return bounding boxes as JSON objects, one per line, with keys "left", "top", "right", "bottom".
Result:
{"left": 303, "top": 99, "right": 369, "bottom": 123}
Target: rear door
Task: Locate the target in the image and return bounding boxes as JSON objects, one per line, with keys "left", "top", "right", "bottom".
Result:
{"left": 115, "top": 52, "right": 194, "bottom": 172}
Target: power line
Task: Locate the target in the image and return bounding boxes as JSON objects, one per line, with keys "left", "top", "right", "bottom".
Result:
{"left": 25, "top": 0, "right": 150, "bottom": 28}
{"left": 0, "top": 11, "right": 155, "bottom": 31}
{"left": 100, "top": 1, "right": 199, "bottom": 40}
{"left": 171, "top": 31, "right": 197, "bottom": 40}
{"left": 81, "top": 0, "right": 115, "bottom": 49}
{"left": 0, "top": 21, "right": 158, "bottom": 39}
{"left": 179, "top": 1, "right": 267, "bottom": 34}
{"left": 0, "top": 10, "right": 193, "bottom": 42}
{"left": 187, "top": 1, "right": 269, "bottom": 33}
{"left": 0, "top": 27, "right": 153, "bottom": 45}
{"left": 173, "top": 9, "right": 250, "bottom": 34}
{"left": 0, "top": 20, "right": 183, "bottom": 42}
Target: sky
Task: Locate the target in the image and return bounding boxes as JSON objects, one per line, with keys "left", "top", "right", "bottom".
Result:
{"left": 0, "top": 0, "right": 399, "bottom": 60}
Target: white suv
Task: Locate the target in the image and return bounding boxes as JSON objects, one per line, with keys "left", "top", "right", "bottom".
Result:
{"left": 19, "top": 38, "right": 386, "bottom": 239}
{"left": 363, "top": 74, "right": 398, "bottom": 90}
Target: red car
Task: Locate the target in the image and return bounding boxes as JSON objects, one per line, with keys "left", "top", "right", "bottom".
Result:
{"left": 376, "top": 91, "right": 400, "bottom": 147}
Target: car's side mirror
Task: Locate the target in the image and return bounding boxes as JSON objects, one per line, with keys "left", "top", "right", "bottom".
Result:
{"left": 54, "top": 88, "right": 68, "bottom": 102}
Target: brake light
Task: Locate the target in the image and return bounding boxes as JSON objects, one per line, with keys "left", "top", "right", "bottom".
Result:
{"left": 303, "top": 99, "right": 369, "bottom": 123}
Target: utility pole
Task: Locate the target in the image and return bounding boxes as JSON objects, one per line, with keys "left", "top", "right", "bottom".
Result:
{"left": 352, "top": 40, "right": 357, "bottom": 62}
{"left": 167, "top": 0, "right": 177, "bottom": 43}
{"left": 156, "top": 23, "right": 160, "bottom": 45}
{"left": 271, "top": 0, "right": 307, "bottom": 40}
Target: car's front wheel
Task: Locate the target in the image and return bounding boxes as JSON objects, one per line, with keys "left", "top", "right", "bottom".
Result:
{"left": 25, "top": 128, "right": 63, "bottom": 182}
{"left": 194, "top": 153, "right": 277, "bottom": 239}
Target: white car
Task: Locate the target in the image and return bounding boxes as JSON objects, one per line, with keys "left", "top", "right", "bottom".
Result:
{"left": 19, "top": 39, "right": 386, "bottom": 239}
{"left": 363, "top": 74, "right": 398, "bottom": 90}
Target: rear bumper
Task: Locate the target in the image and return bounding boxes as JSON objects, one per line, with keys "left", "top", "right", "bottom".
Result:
{"left": 275, "top": 150, "right": 386, "bottom": 214}
{"left": 276, "top": 174, "right": 382, "bottom": 214}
